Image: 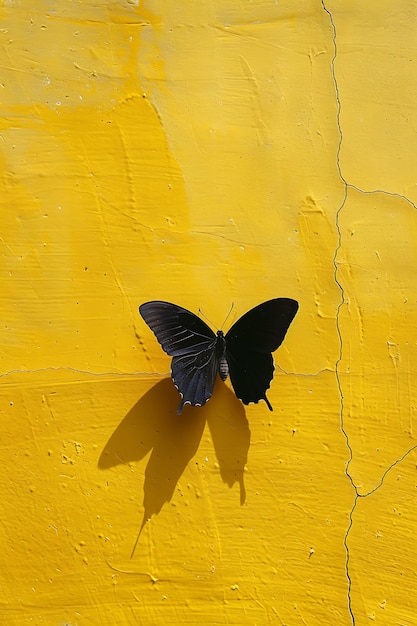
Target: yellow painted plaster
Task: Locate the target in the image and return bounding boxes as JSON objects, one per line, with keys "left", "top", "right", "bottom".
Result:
{"left": 1, "top": 1, "right": 416, "bottom": 624}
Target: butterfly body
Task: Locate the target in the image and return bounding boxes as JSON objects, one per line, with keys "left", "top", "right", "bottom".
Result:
{"left": 139, "top": 298, "right": 298, "bottom": 414}
{"left": 215, "top": 331, "right": 230, "bottom": 382}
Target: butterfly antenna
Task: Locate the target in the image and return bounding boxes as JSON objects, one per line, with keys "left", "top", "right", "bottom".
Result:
{"left": 221, "top": 302, "right": 234, "bottom": 330}
{"left": 198, "top": 307, "right": 216, "bottom": 329}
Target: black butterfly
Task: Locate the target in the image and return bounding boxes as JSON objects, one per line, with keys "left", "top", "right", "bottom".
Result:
{"left": 139, "top": 298, "right": 298, "bottom": 414}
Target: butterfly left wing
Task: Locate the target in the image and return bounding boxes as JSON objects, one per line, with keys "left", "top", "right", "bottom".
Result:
{"left": 139, "top": 301, "right": 219, "bottom": 413}
{"left": 225, "top": 298, "right": 298, "bottom": 410}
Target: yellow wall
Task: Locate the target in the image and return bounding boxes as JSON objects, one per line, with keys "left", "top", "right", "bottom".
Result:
{"left": 1, "top": 1, "right": 416, "bottom": 624}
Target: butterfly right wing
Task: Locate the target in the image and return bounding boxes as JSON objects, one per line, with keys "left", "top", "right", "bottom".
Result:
{"left": 139, "top": 301, "right": 219, "bottom": 413}
{"left": 225, "top": 298, "right": 299, "bottom": 410}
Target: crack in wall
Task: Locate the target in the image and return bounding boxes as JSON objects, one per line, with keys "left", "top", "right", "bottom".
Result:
{"left": 321, "top": 3, "right": 355, "bottom": 621}
{"left": 0, "top": 364, "right": 333, "bottom": 381}
{"left": 190, "top": 229, "right": 289, "bottom": 247}
{"left": 277, "top": 365, "right": 333, "bottom": 377}
{"left": 322, "top": 1, "right": 417, "bottom": 623}
{"left": 0, "top": 366, "right": 169, "bottom": 380}
{"left": 346, "top": 184, "right": 417, "bottom": 211}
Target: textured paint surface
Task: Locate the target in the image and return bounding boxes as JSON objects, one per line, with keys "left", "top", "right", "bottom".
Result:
{"left": 1, "top": 1, "right": 416, "bottom": 624}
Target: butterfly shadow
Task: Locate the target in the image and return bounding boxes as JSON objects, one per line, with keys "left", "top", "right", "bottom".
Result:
{"left": 98, "top": 377, "right": 250, "bottom": 556}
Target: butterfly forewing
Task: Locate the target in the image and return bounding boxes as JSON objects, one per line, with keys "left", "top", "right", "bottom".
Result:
{"left": 225, "top": 298, "right": 299, "bottom": 409}
{"left": 139, "top": 301, "right": 216, "bottom": 356}
{"left": 225, "top": 298, "right": 299, "bottom": 353}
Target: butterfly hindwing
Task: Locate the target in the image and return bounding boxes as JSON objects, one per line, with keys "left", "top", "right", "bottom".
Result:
{"left": 139, "top": 301, "right": 219, "bottom": 413}
{"left": 225, "top": 298, "right": 299, "bottom": 410}
{"left": 226, "top": 348, "right": 275, "bottom": 410}
{"left": 171, "top": 342, "right": 220, "bottom": 414}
